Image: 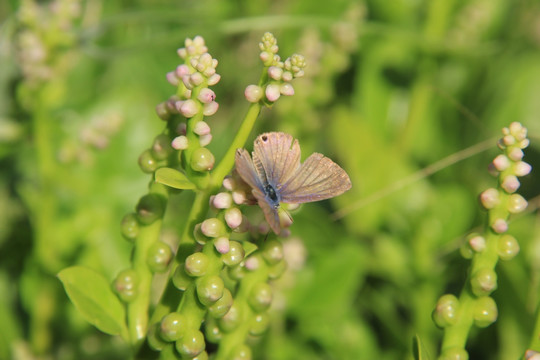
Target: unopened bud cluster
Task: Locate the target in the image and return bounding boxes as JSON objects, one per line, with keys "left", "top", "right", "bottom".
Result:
{"left": 245, "top": 32, "right": 306, "bottom": 104}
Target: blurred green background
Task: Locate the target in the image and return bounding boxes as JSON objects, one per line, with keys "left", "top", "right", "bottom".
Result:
{"left": 1, "top": 0, "right": 539, "bottom": 359}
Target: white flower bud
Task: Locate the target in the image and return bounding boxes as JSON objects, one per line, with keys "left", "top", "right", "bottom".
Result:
{"left": 193, "top": 121, "right": 211, "bottom": 136}
{"left": 265, "top": 84, "right": 281, "bottom": 102}
{"left": 171, "top": 136, "right": 188, "bottom": 150}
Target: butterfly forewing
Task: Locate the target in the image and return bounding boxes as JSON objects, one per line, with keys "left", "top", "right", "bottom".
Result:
{"left": 280, "top": 153, "right": 352, "bottom": 204}
{"left": 235, "top": 149, "right": 263, "bottom": 190}
{"left": 253, "top": 132, "right": 301, "bottom": 188}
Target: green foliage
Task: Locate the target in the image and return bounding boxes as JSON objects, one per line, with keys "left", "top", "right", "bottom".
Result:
{"left": 1, "top": 0, "right": 539, "bottom": 359}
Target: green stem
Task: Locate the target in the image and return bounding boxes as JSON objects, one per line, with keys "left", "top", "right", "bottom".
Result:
{"left": 210, "top": 102, "right": 262, "bottom": 190}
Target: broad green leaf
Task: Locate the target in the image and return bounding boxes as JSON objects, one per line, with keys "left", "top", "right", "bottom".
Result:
{"left": 155, "top": 167, "right": 196, "bottom": 190}
{"left": 58, "top": 266, "right": 128, "bottom": 339}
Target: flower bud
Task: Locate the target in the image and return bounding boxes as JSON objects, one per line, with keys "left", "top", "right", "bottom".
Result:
{"left": 471, "top": 268, "right": 497, "bottom": 296}
{"left": 245, "top": 256, "right": 260, "bottom": 271}
{"left": 166, "top": 71, "right": 179, "bottom": 86}
{"left": 197, "top": 88, "right": 216, "bottom": 104}
{"left": 214, "top": 237, "right": 230, "bottom": 254}
{"left": 507, "top": 194, "right": 527, "bottom": 214}
{"left": 222, "top": 241, "right": 245, "bottom": 266}
{"left": 213, "top": 192, "right": 233, "bottom": 209}
{"left": 185, "top": 252, "right": 209, "bottom": 277}
{"left": 468, "top": 235, "right": 486, "bottom": 253}
{"left": 218, "top": 304, "right": 242, "bottom": 332}
{"left": 501, "top": 175, "right": 520, "bottom": 193}
{"left": 514, "top": 161, "right": 532, "bottom": 177}
{"left": 203, "top": 101, "right": 219, "bottom": 116}
{"left": 189, "top": 72, "right": 204, "bottom": 86}
{"left": 268, "top": 259, "right": 287, "bottom": 280}
{"left": 197, "top": 275, "right": 225, "bottom": 306}
{"left": 113, "top": 269, "right": 138, "bottom": 302}
{"left": 250, "top": 312, "right": 270, "bottom": 336}
{"left": 262, "top": 240, "right": 284, "bottom": 265}
{"left": 268, "top": 66, "right": 283, "bottom": 80}
{"left": 265, "top": 84, "right": 281, "bottom": 102}
{"left": 498, "top": 234, "right": 520, "bottom": 260}
{"left": 479, "top": 188, "right": 499, "bottom": 209}
{"left": 432, "top": 294, "right": 459, "bottom": 328}
{"left": 147, "top": 241, "right": 173, "bottom": 273}
{"left": 248, "top": 282, "right": 272, "bottom": 313}
{"left": 223, "top": 176, "right": 235, "bottom": 190}
{"left": 205, "top": 321, "right": 222, "bottom": 343}
{"left": 201, "top": 218, "right": 225, "bottom": 238}
{"left": 193, "top": 223, "right": 210, "bottom": 245}
{"left": 191, "top": 147, "right": 215, "bottom": 172}
{"left": 473, "top": 296, "right": 498, "bottom": 328}
{"left": 232, "top": 190, "right": 247, "bottom": 204}
{"left": 280, "top": 83, "right": 294, "bottom": 96}
{"left": 147, "top": 323, "right": 167, "bottom": 350}
{"left": 121, "top": 213, "right": 139, "bottom": 241}
{"left": 492, "top": 155, "right": 510, "bottom": 171}
{"left": 151, "top": 134, "right": 173, "bottom": 160}
{"left": 172, "top": 263, "right": 192, "bottom": 290}
{"left": 172, "top": 135, "right": 189, "bottom": 150}
{"left": 138, "top": 149, "right": 158, "bottom": 173}
{"left": 207, "top": 73, "right": 221, "bottom": 86}
{"left": 176, "top": 64, "right": 190, "bottom": 77}
{"left": 136, "top": 194, "right": 166, "bottom": 225}
{"left": 175, "top": 329, "right": 205, "bottom": 358}
{"left": 199, "top": 133, "right": 213, "bottom": 146}
{"left": 491, "top": 218, "right": 508, "bottom": 234}
{"left": 507, "top": 147, "right": 524, "bottom": 161}
{"left": 439, "top": 347, "right": 469, "bottom": 360}
{"left": 179, "top": 99, "right": 200, "bottom": 118}
{"left": 225, "top": 208, "right": 243, "bottom": 229}
{"left": 193, "top": 121, "right": 211, "bottom": 136}
{"left": 245, "top": 85, "right": 263, "bottom": 103}
{"left": 208, "top": 288, "right": 233, "bottom": 318}
{"left": 155, "top": 102, "right": 170, "bottom": 121}
{"left": 227, "top": 264, "right": 245, "bottom": 281}
{"left": 231, "top": 344, "right": 252, "bottom": 360}
{"left": 160, "top": 312, "right": 187, "bottom": 342}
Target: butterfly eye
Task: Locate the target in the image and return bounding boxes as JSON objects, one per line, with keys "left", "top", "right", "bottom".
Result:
{"left": 261, "top": 135, "right": 268, "bottom": 142}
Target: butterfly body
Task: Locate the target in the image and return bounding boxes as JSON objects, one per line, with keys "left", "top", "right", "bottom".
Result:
{"left": 235, "top": 132, "right": 351, "bottom": 234}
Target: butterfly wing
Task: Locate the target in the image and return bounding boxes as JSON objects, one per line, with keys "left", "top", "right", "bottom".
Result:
{"left": 235, "top": 148, "right": 264, "bottom": 191}
{"left": 253, "top": 132, "right": 301, "bottom": 189}
{"left": 280, "top": 152, "right": 352, "bottom": 204}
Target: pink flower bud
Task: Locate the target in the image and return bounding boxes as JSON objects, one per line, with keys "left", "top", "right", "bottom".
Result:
{"left": 203, "top": 101, "right": 219, "bottom": 116}
{"left": 166, "top": 71, "right": 179, "bottom": 86}
{"left": 259, "top": 51, "right": 272, "bottom": 64}
{"left": 180, "top": 99, "right": 199, "bottom": 118}
{"left": 491, "top": 218, "right": 508, "bottom": 234}
{"left": 268, "top": 66, "right": 283, "bottom": 80}
{"left": 213, "top": 192, "right": 233, "bottom": 209}
{"left": 514, "top": 161, "right": 532, "bottom": 177}
{"left": 197, "top": 88, "right": 216, "bottom": 104}
{"left": 507, "top": 147, "right": 524, "bottom": 161}
{"left": 245, "top": 256, "right": 260, "bottom": 271}
{"left": 214, "top": 237, "right": 230, "bottom": 254}
{"left": 479, "top": 188, "right": 499, "bottom": 209}
{"left": 265, "top": 84, "right": 281, "bottom": 102}
{"left": 176, "top": 64, "right": 190, "bottom": 77}
{"left": 280, "top": 83, "right": 295, "bottom": 96}
{"left": 225, "top": 208, "right": 242, "bottom": 229}
{"left": 171, "top": 136, "right": 188, "bottom": 150}
{"left": 181, "top": 75, "right": 193, "bottom": 89}
{"left": 245, "top": 85, "right": 263, "bottom": 103}
{"left": 469, "top": 235, "right": 486, "bottom": 252}
{"left": 282, "top": 71, "right": 293, "bottom": 82}
{"left": 190, "top": 72, "right": 204, "bottom": 86}
{"left": 207, "top": 74, "right": 221, "bottom": 86}
{"left": 232, "top": 190, "right": 246, "bottom": 205}
{"left": 193, "top": 121, "right": 211, "bottom": 136}
{"left": 492, "top": 155, "right": 510, "bottom": 172}
{"left": 199, "top": 134, "right": 212, "bottom": 147}
{"left": 501, "top": 175, "right": 520, "bottom": 193}
{"left": 155, "top": 102, "right": 170, "bottom": 121}
{"left": 177, "top": 48, "right": 187, "bottom": 59}
{"left": 223, "top": 177, "right": 235, "bottom": 191}
{"left": 501, "top": 135, "right": 514, "bottom": 147}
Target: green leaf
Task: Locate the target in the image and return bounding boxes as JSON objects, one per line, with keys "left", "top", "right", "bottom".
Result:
{"left": 155, "top": 167, "right": 196, "bottom": 190}
{"left": 412, "top": 335, "right": 431, "bottom": 360}
{"left": 58, "top": 266, "right": 128, "bottom": 339}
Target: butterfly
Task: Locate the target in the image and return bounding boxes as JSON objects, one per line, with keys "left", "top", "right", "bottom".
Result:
{"left": 235, "top": 132, "right": 352, "bottom": 234}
